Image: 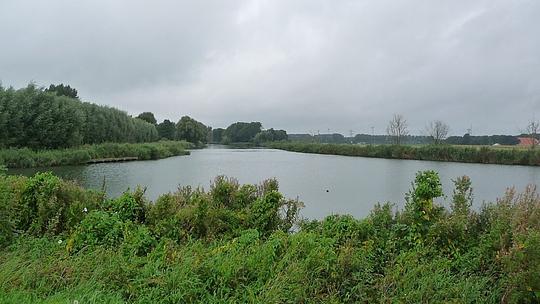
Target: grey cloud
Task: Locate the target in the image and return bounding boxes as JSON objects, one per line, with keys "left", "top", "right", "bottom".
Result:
{"left": 1, "top": 0, "right": 539, "bottom": 135}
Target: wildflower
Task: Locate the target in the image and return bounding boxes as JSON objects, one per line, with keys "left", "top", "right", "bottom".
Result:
{"left": 83, "top": 207, "right": 88, "bottom": 213}
{"left": 58, "top": 239, "right": 63, "bottom": 244}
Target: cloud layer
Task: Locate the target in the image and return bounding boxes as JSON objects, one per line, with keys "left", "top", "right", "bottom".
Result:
{"left": 1, "top": 0, "right": 539, "bottom": 135}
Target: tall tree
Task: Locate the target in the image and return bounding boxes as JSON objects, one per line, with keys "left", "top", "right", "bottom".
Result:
{"left": 157, "top": 119, "right": 177, "bottom": 140}
{"left": 426, "top": 120, "right": 449, "bottom": 145}
{"left": 254, "top": 128, "right": 288, "bottom": 143}
{"left": 45, "top": 84, "right": 78, "bottom": 99}
{"left": 137, "top": 112, "right": 157, "bottom": 125}
{"left": 211, "top": 128, "right": 225, "bottom": 143}
{"left": 387, "top": 114, "right": 409, "bottom": 145}
{"left": 176, "top": 116, "right": 208, "bottom": 144}
{"left": 223, "top": 122, "right": 262, "bottom": 143}
{"left": 0, "top": 85, "right": 159, "bottom": 149}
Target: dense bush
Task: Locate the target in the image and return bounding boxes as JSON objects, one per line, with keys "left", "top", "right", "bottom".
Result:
{"left": 0, "top": 141, "right": 191, "bottom": 168}
{"left": 0, "top": 85, "right": 159, "bottom": 149}
{"left": 0, "top": 171, "right": 539, "bottom": 302}
{"left": 267, "top": 141, "right": 540, "bottom": 166}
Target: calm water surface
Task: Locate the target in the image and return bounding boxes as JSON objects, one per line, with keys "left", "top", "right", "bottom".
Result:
{"left": 10, "top": 145, "right": 540, "bottom": 219}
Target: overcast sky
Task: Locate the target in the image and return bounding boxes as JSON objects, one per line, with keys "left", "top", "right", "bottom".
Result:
{"left": 1, "top": 0, "right": 539, "bottom": 135}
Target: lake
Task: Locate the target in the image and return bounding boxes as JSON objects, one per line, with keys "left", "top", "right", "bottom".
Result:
{"left": 10, "top": 145, "right": 540, "bottom": 219}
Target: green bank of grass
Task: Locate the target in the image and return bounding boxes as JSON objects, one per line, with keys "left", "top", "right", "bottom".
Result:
{"left": 1, "top": 171, "right": 539, "bottom": 303}
{"left": 0, "top": 141, "right": 192, "bottom": 169}
{"left": 267, "top": 141, "right": 540, "bottom": 166}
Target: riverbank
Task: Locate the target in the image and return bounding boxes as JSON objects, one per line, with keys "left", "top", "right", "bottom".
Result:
{"left": 0, "top": 141, "right": 192, "bottom": 169}
{"left": 0, "top": 171, "right": 538, "bottom": 302}
{"left": 266, "top": 142, "right": 540, "bottom": 166}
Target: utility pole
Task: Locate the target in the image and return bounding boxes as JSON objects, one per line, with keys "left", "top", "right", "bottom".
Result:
{"left": 467, "top": 124, "right": 473, "bottom": 135}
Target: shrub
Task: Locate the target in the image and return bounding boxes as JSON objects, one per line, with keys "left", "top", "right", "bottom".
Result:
{"left": 102, "top": 188, "right": 147, "bottom": 223}
{"left": 121, "top": 222, "right": 156, "bottom": 256}
{"left": 67, "top": 210, "right": 124, "bottom": 253}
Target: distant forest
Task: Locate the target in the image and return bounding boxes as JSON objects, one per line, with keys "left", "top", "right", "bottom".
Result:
{"left": 288, "top": 133, "right": 523, "bottom": 146}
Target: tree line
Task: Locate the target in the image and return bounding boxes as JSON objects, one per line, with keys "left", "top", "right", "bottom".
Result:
{"left": 0, "top": 85, "right": 159, "bottom": 149}
{"left": 289, "top": 114, "right": 536, "bottom": 147}
{"left": 0, "top": 84, "right": 288, "bottom": 150}
{"left": 210, "top": 122, "right": 287, "bottom": 144}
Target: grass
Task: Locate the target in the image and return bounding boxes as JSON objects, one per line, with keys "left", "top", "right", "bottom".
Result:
{"left": 0, "top": 171, "right": 539, "bottom": 302}
{"left": 266, "top": 141, "right": 540, "bottom": 166}
{"left": 0, "top": 141, "right": 193, "bottom": 169}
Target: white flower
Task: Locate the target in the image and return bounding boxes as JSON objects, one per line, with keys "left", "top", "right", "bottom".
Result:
{"left": 58, "top": 240, "right": 63, "bottom": 244}
{"left": 83, "top": 207, "right": 88, "bottom": 213}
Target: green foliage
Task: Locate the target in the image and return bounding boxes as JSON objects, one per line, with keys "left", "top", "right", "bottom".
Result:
{"left": 102, "top": 189, "right": 147, "bottom": 223}
{"left": 16, "top": 172, "right": 102, "bottom": 236}
{"left": 1, "top": 171, "right": 540, "bottom": 303}
{"left": 0, "top": 141, "right": 191, "bottom": 168}
{"left": 44, "top": 83, "right": 78, "bottom": 99}
{"left": 254, "top": 128, "right": 288, "bottom": 143}
{"left": 136, "top": 112, "right": 157, "bottom": 125}
{"left": 268, "top": 141, "right": 540, "bottom": 166}
{"left": 156, "top": 119, "right": 177, "bottom": 140}
{"left": 0, "top": 85, "right": 162, "bottom": 149}
{"left": 67, "top": 210, "right": 124, "bottom": 252}
{"left": 452, "top": 175, "right": 473, "bottom": 215}
{"left": 223, "top": 121, "right": 262, "bottom": 143}
{"left": 210, "top": 127, "right": 225, "bottom": 143}
{"left": 176, "top": 116, "right": 209, "bottom": 144}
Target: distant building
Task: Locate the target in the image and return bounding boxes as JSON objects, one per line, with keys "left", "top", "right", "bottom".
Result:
{"left": 517, "top": 137, "right": 540, "bottom": 147}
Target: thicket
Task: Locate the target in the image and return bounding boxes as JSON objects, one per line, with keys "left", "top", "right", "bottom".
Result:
{"left": 268, "top": 141, "right": 540, "bottom": 166}
{"left": 0, "top": 141, "right": 191, "bottom": 168}
{"left": 0, "top": 170, "right": 539, "bottom": 302}
{"left": 0, "top": 85, "right": 159, "bottom": 149}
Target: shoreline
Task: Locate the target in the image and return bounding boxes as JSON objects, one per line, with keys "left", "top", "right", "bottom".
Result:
{"left": 0, "top": 141, "right": 192, "bottom": 169}
{"left": 266, "top": 142, "right": 540, "bottom": 166}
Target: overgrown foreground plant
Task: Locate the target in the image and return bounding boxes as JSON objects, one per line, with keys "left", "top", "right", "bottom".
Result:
{"left": 0, "top": 171, "right": 539, "bottom": 303}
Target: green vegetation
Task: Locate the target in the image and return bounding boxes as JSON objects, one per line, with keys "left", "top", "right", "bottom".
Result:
{"left": 45, "top": 83, "right": 79, "bottom": 99}
{"left": 211, "top": 122, "right": 288, "bottom": 144}
{"left": 156, "top": 119, "right": 177, "bottom": 140}
{"left": 268, "top": 141, "right": 540, "bottom": 166}
{"left": 1, "top": 170, "right": 539, "bottom": 303}
{"left": 0, "top": 85, "right": 214, "bottom": 152}
{"left": 0, "top": 141, "right": 191, "bottom": 168}
{"left": 222, "top": 121, "right": 263, "bottom": 143}
{"left": 0, "top": 85, "right": 159, "bottom": 149}
{"left": 176, "top": 116, "right": 210, "bottom": 144}
{"left": 446, "top": 134, "right": 520, "bottom": 145}
{"left": 136, "top": 112, "right": 157, "bottom": 125}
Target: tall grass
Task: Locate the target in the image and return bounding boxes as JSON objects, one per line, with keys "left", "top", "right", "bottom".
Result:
{"left": 0, "top": 141, "right": 192, "bottom": 168}
{"left": 0, "top": 171, "right": 539, "bottom": 303}
{"left": 267, "top": 141, "right": 540, "bottom": 166}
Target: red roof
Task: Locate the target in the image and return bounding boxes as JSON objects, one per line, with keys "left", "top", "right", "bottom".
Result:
{"left": 518, "top": 137, "right": 539, "bottom": 146}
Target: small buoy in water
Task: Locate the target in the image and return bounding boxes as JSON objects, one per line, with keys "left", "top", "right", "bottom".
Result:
{"left": 326, "top": 189, "right": 329, "bottom": 193}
